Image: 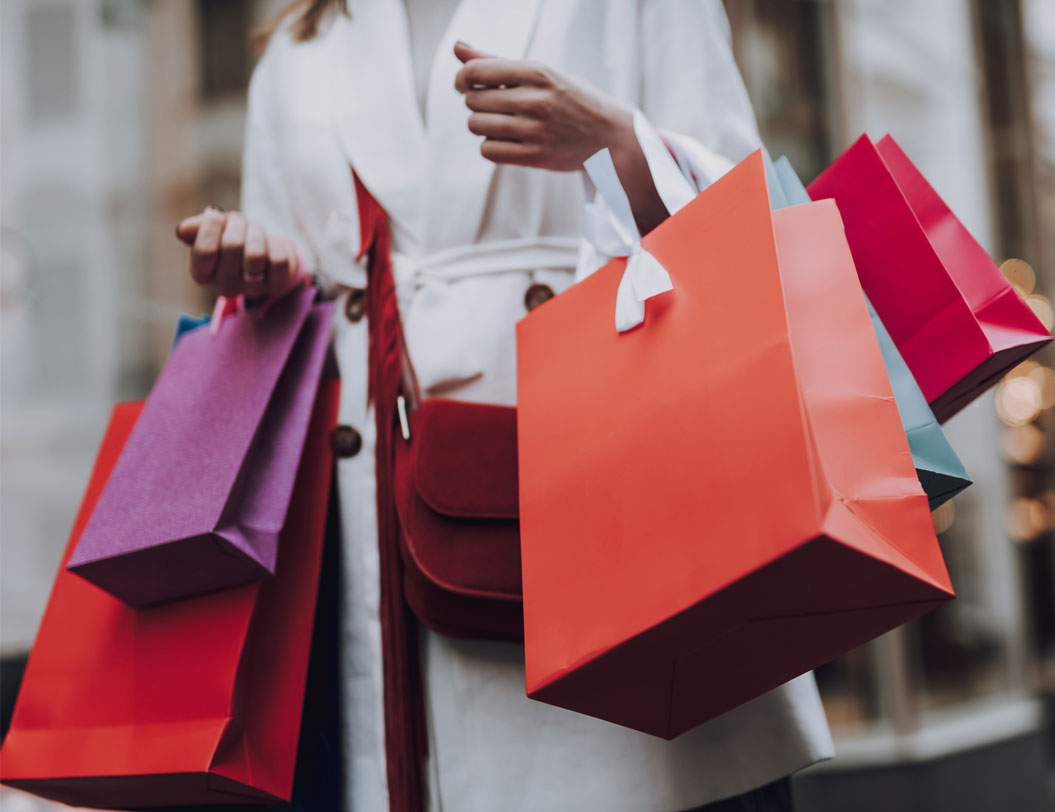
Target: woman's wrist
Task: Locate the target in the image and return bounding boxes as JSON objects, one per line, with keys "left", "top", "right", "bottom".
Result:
{"left": 602, "top": 106, "right": 670, "bottom": 235}
{"left": 601, "top": 102, "right": 637, "bottom": 158}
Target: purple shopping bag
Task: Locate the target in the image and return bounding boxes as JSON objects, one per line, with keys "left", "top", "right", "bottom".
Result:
{"left": 67, "top": 286, "right": 335, "bottom": 605}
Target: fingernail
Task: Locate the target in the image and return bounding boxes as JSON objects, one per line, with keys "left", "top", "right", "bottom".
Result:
{"left": 209, "top": 297, "right": 227, "bottom": 337}
{"left": 205, "top": 203, "right": 226, "bottom": 213}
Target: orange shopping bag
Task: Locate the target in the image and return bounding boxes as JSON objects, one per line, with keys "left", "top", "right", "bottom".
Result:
{"left": 516, "top": 152, "right": 954, "bottom": 739}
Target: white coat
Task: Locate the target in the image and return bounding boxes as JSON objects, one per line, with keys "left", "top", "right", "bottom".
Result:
{"left": 240, "top": 2, "right": 835, "bottom": 810}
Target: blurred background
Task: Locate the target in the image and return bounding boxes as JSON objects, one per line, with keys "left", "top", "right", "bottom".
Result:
{"left": 0, "top": 1, "right": 1052, "bottom": 810}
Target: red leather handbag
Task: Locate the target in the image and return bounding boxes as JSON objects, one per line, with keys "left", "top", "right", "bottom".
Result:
{"left": 393, "top": 399, "right": 524, "bottom": 641}
{"left": 355, "top": 177, "right": 525, "bottom": 642}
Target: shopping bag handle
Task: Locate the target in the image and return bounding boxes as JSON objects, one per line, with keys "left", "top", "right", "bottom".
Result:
{"left": 578, "top": 110, "right": 696, "bottom": 332}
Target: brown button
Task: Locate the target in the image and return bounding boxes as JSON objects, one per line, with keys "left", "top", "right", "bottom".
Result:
{"left": 330, "top": 425, "right": 362, "bottom": 458}
{"left": 524, "top": 283, "right": 555, "bottom": 312}
{"left": 344, "top": 288, "right": 366, "bottom": 323}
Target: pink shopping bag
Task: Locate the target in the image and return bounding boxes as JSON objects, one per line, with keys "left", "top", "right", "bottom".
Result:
{"left": 808, "top": 134, "right": 1051, "bottom": 422}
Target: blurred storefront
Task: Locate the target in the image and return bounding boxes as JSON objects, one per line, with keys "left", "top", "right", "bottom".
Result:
{"left": 0, "top": 1, "right": 1052, "bottom": 810}
{"left": 1, "top": 0, "right": 274, "bottom": 654}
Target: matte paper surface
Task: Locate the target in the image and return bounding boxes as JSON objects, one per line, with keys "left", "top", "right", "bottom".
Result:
{"left": 67, "top": 288, "right": 333, "bottom": 605}
{"left": 772, "top": 155, "right": 970, "bottom": 508}
{"left": 517, "top": 152, "right": 954, "bottom": 738}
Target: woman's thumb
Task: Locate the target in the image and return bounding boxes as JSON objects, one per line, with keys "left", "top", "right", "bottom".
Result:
{"left": 454, "top": 41, "right": 493, "bottom": 62}
{"left": 175, "top": 215, "right": 202, "bottom": 245}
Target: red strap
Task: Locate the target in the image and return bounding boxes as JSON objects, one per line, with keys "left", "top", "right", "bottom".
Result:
{"left": 354, "top": 172, "right": 427, "bottom": 812}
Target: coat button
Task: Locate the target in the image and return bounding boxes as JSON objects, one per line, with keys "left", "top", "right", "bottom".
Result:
{"left": 330, "top": 425, "right": 363, "bottom": 458}
{"left": 344, "top": 288, "right": 366, "bottom": 323}
{"left": 524, "top": 283, "right": 555, "bottom": 312}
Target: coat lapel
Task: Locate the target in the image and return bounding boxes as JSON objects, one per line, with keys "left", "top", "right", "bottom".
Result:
{"left": 326, "top": 0, "right": 542, "bottom": 253}
{"left": 420, "top": 0, "right": 543, "bottom": 251}
{"left": 326, "top": 0, "right": 427, "bottom": 246}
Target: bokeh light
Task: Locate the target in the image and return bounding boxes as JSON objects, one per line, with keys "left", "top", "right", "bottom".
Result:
{"left": 1028, "top": 365, "right": 1055, "bottom": 410}
{"left": 996, "top": 376, "right": 1043, "bottom": 426}
{"left": 1025, "top": 294, "right": 1054, "bottom": 331}
{"left": 931, "top": 501, "right": 956, "bottom": 535}
{"left": 1005, "top": 497, "right": 1051, "bottom": 542}
{"left": 1006, "top": 359, "right": 1039, "bottom": 379}
{"left": 1000, "top": 258, "right": 1036, "bottom": 296}
{"left": 1001, "top": 424, "right": 1046, "bottom": 465}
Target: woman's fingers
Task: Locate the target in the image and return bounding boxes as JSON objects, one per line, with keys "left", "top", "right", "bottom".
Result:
{"left": 467, "top": 112, "right": 540, "bottom": 142}
{"left": 479, "top": 139, "right": 544, "bottom": 167}
{"left": 179, "top": 206, "right": 298, "bottom": 301}
{"left": 453, "top": 41, "right": 492, "bottom": 64}
{"left": 266, "top": 233, "right": 295, "bottom": 296}
{"left": 189, "top": 208, "right": 228, "bottom": 285}
{"left": 454, "top": 58, "right": 550, "bottom": 93}
{"left": 242, "top": 222, "right": 268, "bottom": 299}
{"left": 463, "top": 86, "right": 546, "bottom": 115}
{"left": 216, "top": 212, "right": 247, "bottom": 297}
{"left": 176, "top": 214, "right": 203, "bottom": 245}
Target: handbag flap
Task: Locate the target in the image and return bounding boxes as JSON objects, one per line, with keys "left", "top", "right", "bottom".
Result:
{"left": 410, "top": 399, "right": 519, "bottom": 520}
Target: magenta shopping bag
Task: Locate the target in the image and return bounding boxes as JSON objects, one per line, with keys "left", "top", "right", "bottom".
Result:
{"left": 807, "top": 134, "right": 1051, "bottom": 421}
{"left": 67, "top": 286, "right": 334, "bottom": 605}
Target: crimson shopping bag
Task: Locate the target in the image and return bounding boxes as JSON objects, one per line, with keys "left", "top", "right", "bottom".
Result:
{"left": 807, "top": 134, "right": 1052, "bottom": 421}
{"left": 67, "top": 287, "right": 334, "bottom": 605}
{"left": 516, "top": 152, "right": 954, "bottom": 739}
{"left": 0, "top": 379, "right": 338, "bottom": 807}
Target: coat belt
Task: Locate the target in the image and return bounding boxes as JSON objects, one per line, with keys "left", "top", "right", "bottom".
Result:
{"left": 392, "top": 235, "right": 580, "bottom": 290}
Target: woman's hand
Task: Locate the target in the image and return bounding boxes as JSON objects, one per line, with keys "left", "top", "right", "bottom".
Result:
{"left": 176, "top": 207, "right": 301, "bottom": 300}
{"left": 453, "top": 43, "right": 669, "bottom": 233}
{"left": 454, "top": 42, "right": 635, "bottom": 172}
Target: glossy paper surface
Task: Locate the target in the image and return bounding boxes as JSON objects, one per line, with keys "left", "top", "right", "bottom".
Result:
{"left": 807, "top": 134, "right": 1051, "bottom": 421}
{"left": 517, "top": 152, "right": 953, "bottom": 738}
{"left": 0, "top": 381, "right": 338, "bottom": 806}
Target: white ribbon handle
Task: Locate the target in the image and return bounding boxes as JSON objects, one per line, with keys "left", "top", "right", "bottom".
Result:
{"left": 578, "top": 110, "right": 697, "bottom": 332}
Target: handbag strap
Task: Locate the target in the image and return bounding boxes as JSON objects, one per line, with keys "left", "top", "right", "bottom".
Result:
{"left": 354, "top": 170, "right": 427, "bottom": 812}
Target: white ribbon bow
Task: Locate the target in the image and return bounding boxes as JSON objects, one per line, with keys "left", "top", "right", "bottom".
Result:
{"left": 577, "top": 111, "right": 698, "bottom": 332}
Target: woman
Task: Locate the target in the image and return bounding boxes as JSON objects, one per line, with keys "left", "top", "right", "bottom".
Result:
{"left": 178, "top": 1, "right": 834, "bottom": 810}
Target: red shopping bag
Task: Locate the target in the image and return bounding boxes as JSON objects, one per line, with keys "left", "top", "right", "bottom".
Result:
{"left": 807, "top": 134, "right": 1052, "bottom": 422}
{"left": 0, "top": 379, "right": 338, "bottom": 807}
{"left": 516, "top": 153, "right": 953, "bottom": 739}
